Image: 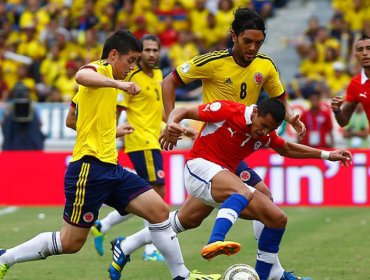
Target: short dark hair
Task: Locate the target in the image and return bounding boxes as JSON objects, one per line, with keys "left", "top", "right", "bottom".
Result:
{"left": 257, "top": 98, "right": 285, "bottom": 123}
{"left": 141, "top": 34, "right": 161, "bottom": 49}
{"left": 231, "top": 8, "right": 266, "bottom": 37}
{"left": 101, "top": 29, "right": 142, "bottom": 59}
{"left": 359, "top": 34, "right": 370, "bottom": 41}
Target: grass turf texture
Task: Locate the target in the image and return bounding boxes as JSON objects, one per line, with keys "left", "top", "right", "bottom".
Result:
{"left": 0, "top": 206, "right": 369, "bottom": 280}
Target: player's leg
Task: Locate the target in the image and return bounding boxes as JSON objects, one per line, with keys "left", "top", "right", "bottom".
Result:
{"left": 129, "top": 149, "right": 166, "bottom": 261}
{"left": 107, "top": 167, "right": 221, "bottom": 280}
{"left": 185, "top": 158, "right": 251, "bottom": 260}
{"left": 239, "top": 190, "right": 287, "bottom": 280}
{"left": 91, "top": 210, "right": 133, "bottom": 256}
{"left": 0, "top": 156, "right": 110, "bottom": 277}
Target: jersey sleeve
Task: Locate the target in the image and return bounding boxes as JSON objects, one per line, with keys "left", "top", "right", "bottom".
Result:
{"left": 198, "top": 100, "right": 237, "bottom": 122}
{"left": 268, "top": 131, "right": 285, "bottom": 149}
{"left": 345, "top": 78, "right": 359, "bottom": 103}
{"left": 262, "top": 62, "right": 285, "bottom": 98}
{"left": 174, "top": 55, "right": 214, "bottom": 84}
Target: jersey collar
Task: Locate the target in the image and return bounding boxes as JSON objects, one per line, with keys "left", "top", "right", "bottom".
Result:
{"left": 361, "top": 68, "right": 369, "bottom": 84}
{"left": 244, "top": 104, "right": 256, "bottom": 125}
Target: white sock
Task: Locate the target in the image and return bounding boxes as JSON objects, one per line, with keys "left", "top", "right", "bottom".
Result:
{"left": 149, "top": 219, "right": 189, "bottom": 278}
{"left": 253, "top": 221, "right": 284, "bottom": 280}
{"left": 143, "top": 219, "right": 157, "bottom": 254}
{"left": 100, "top": 211, "right": 133, "bottom": 234}
{"left": 170, "top": 210, "right": 186, "bottom": 234}
{"left": 0, "top": 232, "right": 62, "bottom": 267}
{"left": 121, "top": 227, "right": 152, "bottom": 256}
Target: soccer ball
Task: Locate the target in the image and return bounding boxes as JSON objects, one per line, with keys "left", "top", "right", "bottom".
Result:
{"left": 223, "top": 264, "right": 260, "bottom": 280}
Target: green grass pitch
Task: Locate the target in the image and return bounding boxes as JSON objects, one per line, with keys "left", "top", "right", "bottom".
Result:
{"left": 0, "top": 206, "right": 369, "bottom": 279}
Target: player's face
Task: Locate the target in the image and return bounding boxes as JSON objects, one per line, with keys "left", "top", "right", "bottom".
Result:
{"left": 232, "top": 29, "right": 265, "bottom": 66}
{"left": 111, "top": 50, "right": 140, "bottom": 80}
{"left": 250, "top": 112, "right": 281, "bottom": 139}
{"left": 355, "top": 39, "right": 370, "bottom": 69}
{"left": 140, "top": 39, "right": 160, "bottom": 69}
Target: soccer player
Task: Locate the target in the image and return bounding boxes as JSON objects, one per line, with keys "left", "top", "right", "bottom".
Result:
{"left": 161, "top": 7, "right": 308, "bottom": 280}
{"left": 331, "top": 34, "right": 370, "bottom": 128}
{"left": 90, "top": 34, "right": 166, "bottom": 262}
{"left": 159, "top": 99, "right": 351, "bottom": 280}
{"left": 0, "top": 30, "right": 220, "bottom": 280}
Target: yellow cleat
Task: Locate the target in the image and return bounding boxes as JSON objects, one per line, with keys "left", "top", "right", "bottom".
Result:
{"left": 188, "top": 270, "right": 221, "bottom": 280}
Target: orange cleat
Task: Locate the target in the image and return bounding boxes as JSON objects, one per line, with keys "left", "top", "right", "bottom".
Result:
{"left": 201, "top": 241, "right": 241, "bottom": 260}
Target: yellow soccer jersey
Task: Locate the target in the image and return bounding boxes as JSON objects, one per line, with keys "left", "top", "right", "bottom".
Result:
{"left": 174, "top": 49, "right": 285, "bottom": 105}
{"left": 72, "top": 60, "right": 118, "bottom": 164}
{"left": 117, "top": 65, "right": 163, "bottom": 153}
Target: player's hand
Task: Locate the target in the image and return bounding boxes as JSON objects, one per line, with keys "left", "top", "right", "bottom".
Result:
{"left": 118, "top": 82, "right": 141, "bottom": 95}
{"left": 331, "top": 96, "right": 344, "bottom": 112}
{"left": 159, "top": 123, "right": 186, "bottom": 150}
{"left": 290, "top": 114, "right": 306, "bottom": 141}
{"left": 184, "top": 127, "right": 198, "bottom": 140}
{"left": 116, "top": 123, "right": 135, "bottom": 137}
{"left": 329, "top": 149, "right": 352, "bottom": 167}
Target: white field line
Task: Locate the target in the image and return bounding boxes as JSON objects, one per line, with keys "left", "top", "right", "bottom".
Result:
{"left": 0, "top": 207, "right": 18, "bottom": 216}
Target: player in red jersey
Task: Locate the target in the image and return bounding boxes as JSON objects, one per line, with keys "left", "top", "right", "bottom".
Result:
{"left": 331, "top": 34, "right": 370, "bottom": 127}
{"left": 160, "top": 99, "right": 351, "bottom": 280}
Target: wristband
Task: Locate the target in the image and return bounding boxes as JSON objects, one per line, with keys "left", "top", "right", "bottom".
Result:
{"left": 321, "top": 150, "right": 330, "bottom": 160}
{"left": 333, "top": 109, "right": 341, "bottom": 115}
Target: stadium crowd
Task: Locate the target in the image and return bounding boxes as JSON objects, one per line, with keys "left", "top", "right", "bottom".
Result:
{"left": 0, "top": 0, "right": 369, "bottom": 149}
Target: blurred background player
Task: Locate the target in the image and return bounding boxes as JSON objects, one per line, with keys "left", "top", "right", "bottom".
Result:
{"left": 161, "top": 7, "right": 308, "bottom": 280}
{"left": 91, "top": 34, "right": 166, "bottom": 262}
{"left": 331, "top": 34, "right": 370, "bottom": 130}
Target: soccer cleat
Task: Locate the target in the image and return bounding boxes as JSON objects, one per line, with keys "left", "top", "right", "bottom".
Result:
{"left": 280, "top": 271, "right": 312, "bottom": 280}
{"left": 108, "top": 237, "right": 130, "bottom": 280}
{"left": 201, "top": 241, "right": 241, "bottom": 260}
{"left": 188, "top": 270, "right": 222, "bottom": 280}
{"left": 91, "top": 221, "right": 105, "bottom": 256}
{"left": 143, "top": 250, "right": 165, "bottom": 261}
{"left": 0, "top": 250, "right": 8, "bottom": 280}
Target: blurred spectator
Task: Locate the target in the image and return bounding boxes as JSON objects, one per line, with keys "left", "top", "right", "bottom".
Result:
{"left": 54, "top": 60, "right": 78, "bottom": 102}
{"left": 1, "top": 97, "right": 45, "bottom": 150}
{"left": 299, "top": 89, "right": 334, "bottom": 148}
{"left": 215, "top": 0, "right": 234, "bottom": 39}
{"left": 343, "top": 103, "right": 369, "bottom": 148}
{"left": 329, "top": 12, "right": 354, "bottom": 62}
{"left": 133, "top": 15, "right": 149, "bottom": 40}
{"left": 45, "top": 86, "right": 63, "bottom": 103}
{"left": 326, "top": 61, "right": 351, "bottom": 97}
{"left": 19, "top": 0, "right": 50, "bottom": 34}
{"left": 252, "top": 0, "right": 274, "bottom": 19}
{"left": 10, "top": 64, "right": 37, "bottom": 101}
{"left": 158, "top": 15, "right": 178, "bottom": 48}
{"left": 198, "top": 13, "right": 226, "bottom": 51}
{"left": 168, "top": 30, "right": 199, "bottom": 68}
{"left": 189, "top": 0, "right": 209, "bottom": 40}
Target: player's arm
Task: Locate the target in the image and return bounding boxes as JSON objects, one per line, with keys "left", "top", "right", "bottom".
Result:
{"left": 66, "top": 104, "right": 77, "bottom": 130}
{"left": 273, "top": 142, "right": 352, "bottom": 166}
{"left": 75, "top": 67, "right": 141, "bottom": 94}
{"left": 279, "top": 97, "right": 306, "bottom": 140}
{"left": 331, "top": 96, "right": 357, "bottom": 127}
{"left": 160, "top": 106, "right": 200, "bottom": 150}
{"left": 162, "top": 73, "right": 182, "bottom": 120}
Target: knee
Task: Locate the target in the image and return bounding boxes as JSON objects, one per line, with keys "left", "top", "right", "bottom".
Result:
{"left": 274, "top": 210, "right": 288, "bottom": 228}
{"left": 147, "top": 203, "right": 170, "bottom": 224}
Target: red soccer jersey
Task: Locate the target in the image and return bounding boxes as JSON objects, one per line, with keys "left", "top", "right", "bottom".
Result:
{"left": 345, "top": 71, "right": 370, "bottom": 122}
{"left": 189, "top": 100, "right": 285, "bottom": 171}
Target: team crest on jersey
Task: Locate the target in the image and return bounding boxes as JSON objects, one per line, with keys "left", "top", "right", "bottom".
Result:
{"left": 83, "top": 212, "right": 94, "bottom": 223}
{"left": 157, "top": 170, "right": 165, "bottom": 179}
{"left": 180, "top": 62, "right": 191, "bottom": 73}
{"left": 254, "top": 141, "right": 262, "bottom": 150}
{"left": 117, "top": 93, "right": 124, "bottom": 102}
{"left": 240, "top": 170, "right": 251, "bottom": 182}
{"left": 210, "top": 101, "right": 221, "bottom": 111}
{"left": 254, "top": 72, "right": 264, "bottom": 84}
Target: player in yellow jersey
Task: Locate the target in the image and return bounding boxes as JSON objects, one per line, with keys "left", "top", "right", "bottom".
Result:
{"left": 160, "top": 7, "right": 310, "bottom": 280}
{"left": 0, "top": 30, "right": 220, "bottom": 280}
{"left": 90, "top": 35, "right": 166, "bottom": 262}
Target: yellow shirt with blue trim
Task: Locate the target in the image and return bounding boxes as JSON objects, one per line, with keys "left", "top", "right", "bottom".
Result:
{"left": 174, "top": 48, "right": 285, "bottom": 105}
{"left": 72, "top": 60, "right": 118, "bottom": 164}
{"left": 117, "top": 65, "right": 163, "bottom": 153}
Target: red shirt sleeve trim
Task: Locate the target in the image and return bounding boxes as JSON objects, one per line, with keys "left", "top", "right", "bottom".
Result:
{"left": 80, "top": 65, "right": 97, "bottom": 72}
{"left": 172, "top": 69, "right": 186, "bottom": 85}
